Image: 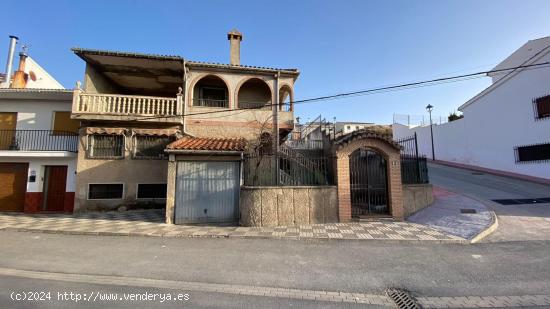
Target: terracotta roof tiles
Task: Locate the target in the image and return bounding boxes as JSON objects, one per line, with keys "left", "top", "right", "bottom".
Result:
{"left": 334, "top": 129, "right": 401, "bottom": 151}
{"left": 167, "top": 137, "right": 247, "bottom": 152}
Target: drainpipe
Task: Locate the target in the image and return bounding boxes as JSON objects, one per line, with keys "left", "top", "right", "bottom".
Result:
{"left": 1, "top": 35, "right": 18, "bottom": 88}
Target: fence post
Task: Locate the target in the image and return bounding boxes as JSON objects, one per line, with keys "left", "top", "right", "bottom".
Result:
{"left": 414, "top": 132, "right": 421, "bottom": 183}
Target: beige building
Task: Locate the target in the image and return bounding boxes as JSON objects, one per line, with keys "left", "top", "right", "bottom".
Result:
{"left": 71, "top": 30, "right": 299, "bottom": 222}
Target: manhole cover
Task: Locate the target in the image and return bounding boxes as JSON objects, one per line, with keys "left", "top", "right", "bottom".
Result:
{"left": 385, "top": 288, "right": 421, "bottom": 309}
{"left": 460, "top": 208, "right": 477, "bottom": 214}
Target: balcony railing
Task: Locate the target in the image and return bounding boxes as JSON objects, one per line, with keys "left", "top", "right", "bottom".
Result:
{"left": 238, "top": 101, "right": 272, "bottom": 110}
{"left": 192, "top": 98, "right": 229, "bottom": 108}
{"left": 285, "top": 139, "right": 324, "bottom": 149}
{"left": 73, "top": 92, "right": 181, "bottom": 117}
{"left": 0, "top": 130, "right": 78, "bottom": 152}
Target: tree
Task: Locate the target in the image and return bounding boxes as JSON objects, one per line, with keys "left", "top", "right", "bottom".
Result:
{"left": 448, "top": 111, "right": 464, "bottom": 122}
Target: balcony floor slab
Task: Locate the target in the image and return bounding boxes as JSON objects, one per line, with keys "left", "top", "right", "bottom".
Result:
{"left": 0, "top": 151, "right": 77, "bottom": 158}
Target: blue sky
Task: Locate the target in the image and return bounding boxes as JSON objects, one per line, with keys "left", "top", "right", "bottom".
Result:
{"left": 2, "top": 0, "right": 550, "bottom": 124}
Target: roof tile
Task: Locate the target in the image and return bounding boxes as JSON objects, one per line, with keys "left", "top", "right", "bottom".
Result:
{"left": 167, "top": 137, "right": 247, "bottom": 152}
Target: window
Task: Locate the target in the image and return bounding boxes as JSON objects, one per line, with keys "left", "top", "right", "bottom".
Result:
{"left": 0, "top": 112, "right": 17, "bottom": 150}
{"left": 515, "top": 143, "right": 550, "bottom": 163}
{"left": 137, "top": 184, "right": 167, "bottom": 199}
{"left": 534, "top": 95, "right": 550, "bottom": 120}
{"left": 133, "top": 135, "right": 175, "bottom": 159}
{"left": 88, "top": 184, "right": 124, "bottom": 199}
{"left": 53, "top": 111, "right": 80, "bottom": 133}
{"left": 87, "top": 135, "right": 124, "bottom": 159}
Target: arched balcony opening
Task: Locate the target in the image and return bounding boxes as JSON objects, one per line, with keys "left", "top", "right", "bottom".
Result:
{"left": 279, "top": 85, "right": 293, "bottom": 111}
{"left": 237, "top": 78, "right": 272, "bottom": 109}
{"left": 192, "top": 75, "right": 229, "bottom": 108}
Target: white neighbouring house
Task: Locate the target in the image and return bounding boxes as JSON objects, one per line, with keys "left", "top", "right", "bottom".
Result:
{"left": 393, "top": 37, "right": 550, "bottom": 181}
{"left": 0, "top": 51, "right": 79, "bottom": 213}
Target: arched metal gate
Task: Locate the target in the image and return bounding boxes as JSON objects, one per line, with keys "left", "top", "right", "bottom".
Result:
{"left": 349, "top": 148, "right": 389, "bottom": 216}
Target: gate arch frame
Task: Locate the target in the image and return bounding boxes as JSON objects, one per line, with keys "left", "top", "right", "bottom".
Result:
{"left": 334, "top": 130, "right": 404, "bottom": 221}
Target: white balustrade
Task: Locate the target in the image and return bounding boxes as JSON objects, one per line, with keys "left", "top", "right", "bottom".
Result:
{"left": 73, "top": 92, "right": 180, "bottom": 117}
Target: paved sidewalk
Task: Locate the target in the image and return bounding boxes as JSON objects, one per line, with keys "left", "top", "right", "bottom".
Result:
{"left": 0, "top": 210, "right": 465, "bottom": 243}
{"left": 407, "top": 186, "right": 495, "bottom": 240}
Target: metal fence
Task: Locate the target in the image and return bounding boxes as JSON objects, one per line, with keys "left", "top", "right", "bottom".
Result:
{"left": 393, "top": 113, "right": 448, "bottom": 126}
{"left": 192, "top": 98, "right": 229, "bottom": 108}
{"left": 395, "top": 133, "right": 429, "bottom": 184}
{"left": 0, "top": 130, "right": 78, "bottom": 152}
{"left": 243, "top": 151, "right": 334, "bottom": 186}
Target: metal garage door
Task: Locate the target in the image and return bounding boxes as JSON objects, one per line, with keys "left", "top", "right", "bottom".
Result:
{"left": 0, "top": 163, "right": 28, "bottom": 212}
{"left": 175, "top": 161, "right": 240, "bottom": 224}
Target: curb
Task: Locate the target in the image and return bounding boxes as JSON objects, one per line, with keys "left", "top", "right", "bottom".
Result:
{"left": 429, "top": 160, "right": 550, "bottom": 186}
{"left": 470, "top": 210, "right": 499, "bottom": 244}
{"left": 1, "top": 227, "right": 468, "bottom": 244}
{"left": 431, "top": 185, "right": 499, "bottom": 244}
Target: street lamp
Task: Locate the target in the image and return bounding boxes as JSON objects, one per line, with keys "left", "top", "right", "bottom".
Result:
{"left": 426, "top": 104, "right": 435, "bottom": 160}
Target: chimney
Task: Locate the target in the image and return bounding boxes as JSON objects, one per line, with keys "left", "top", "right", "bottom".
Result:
{"left": 227, "top": 29, "right": 243, "bottom": 65}
{"left": 11, "top": 52, "right": 28, "bottom": 88}
{"left": 1, "top": 35, "right": 18, "bottom": 88}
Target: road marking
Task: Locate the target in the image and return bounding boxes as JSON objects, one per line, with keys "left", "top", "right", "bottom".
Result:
{"left": 0, "top": 267, "right": 391, "bottom": 305}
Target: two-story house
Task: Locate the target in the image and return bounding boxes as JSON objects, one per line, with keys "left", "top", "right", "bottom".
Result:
{"left": 0, "top": 48, "right": 79, "bottom": 213}
{"left": 71, "top": 30, "right": 299, "bottom": 224}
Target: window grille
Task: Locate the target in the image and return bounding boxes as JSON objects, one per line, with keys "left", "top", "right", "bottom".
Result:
{"left": 87, "top": 135, "right": 124, "bottom": 159}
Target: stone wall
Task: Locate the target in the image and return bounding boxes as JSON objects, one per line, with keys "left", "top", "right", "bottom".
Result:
{"left": 402, "top": 184, "right": 434, "bottom": 217}
{"left": 240, "top": 186, "right": 338, "bottom": 227}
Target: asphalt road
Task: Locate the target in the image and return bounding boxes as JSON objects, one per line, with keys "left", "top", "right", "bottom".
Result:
{"left": 1, "top": 163, "right": 549, "bottom": 308}
{"left": 0, "top": 275, "right": 371, "bottom": 309}
{"left": 0, "top": 231, "right": 549, "bottom": 308}
{"left": 427, "top": 163, "right": 550, "bottom": 242}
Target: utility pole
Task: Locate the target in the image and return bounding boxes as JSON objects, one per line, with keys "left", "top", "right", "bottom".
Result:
{"left": 426, "top": 104, "right": 435, "bottom": 161}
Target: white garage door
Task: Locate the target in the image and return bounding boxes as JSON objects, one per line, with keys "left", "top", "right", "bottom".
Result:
{"left": 175, "top": 161, "right": 240, "bottom": 224}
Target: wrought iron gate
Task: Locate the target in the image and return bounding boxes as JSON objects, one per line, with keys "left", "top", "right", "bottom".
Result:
{"left": 349, "top": 148, "right": 389, "bottom": 216}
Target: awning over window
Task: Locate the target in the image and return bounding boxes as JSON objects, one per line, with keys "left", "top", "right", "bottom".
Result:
{"left": 85, "top": 127, "right": 179, "bottom": 136}
{"left": 131, "top": 128, "right": 179, "bottom": 136}
{"left": 85, "top": 127, "right": 126, "bottom": 135}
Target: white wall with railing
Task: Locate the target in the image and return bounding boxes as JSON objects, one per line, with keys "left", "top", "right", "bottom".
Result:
{"left": 393, "top": 53, "right": 550, "bottom": 180}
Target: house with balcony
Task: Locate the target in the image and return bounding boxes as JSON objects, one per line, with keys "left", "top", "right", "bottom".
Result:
{"left": 71, "top": 30, "right": 299, "bottom": 224}
{"left": 0, "top": 50, "right": 78, "bottom": 213}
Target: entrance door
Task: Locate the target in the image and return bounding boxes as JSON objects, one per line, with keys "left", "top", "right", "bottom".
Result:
{"left": 0, "top": 112, "right": 17, "bottom": 150}
{"left": 0, "top": 163, "right": 28, "bottom": 211}
{"left": 175, "top": 161, "right": 240, "bottom": 224}
{"left": 349, "top": 148, "right": 389, "bottom": 216}
{"left": 43, "top": 166, "right": 67, "bottom": 212}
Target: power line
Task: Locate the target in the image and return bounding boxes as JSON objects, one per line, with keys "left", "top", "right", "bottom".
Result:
{"left": 290, "top": 61, "right": 550, "bottom": 105}
{"left": 132, "top": 60, "right": 550, "bottom": 121}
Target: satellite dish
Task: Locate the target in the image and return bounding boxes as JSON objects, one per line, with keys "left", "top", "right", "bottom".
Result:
{"left": 29, "top": 71, "right": 37, "bottom": 81}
